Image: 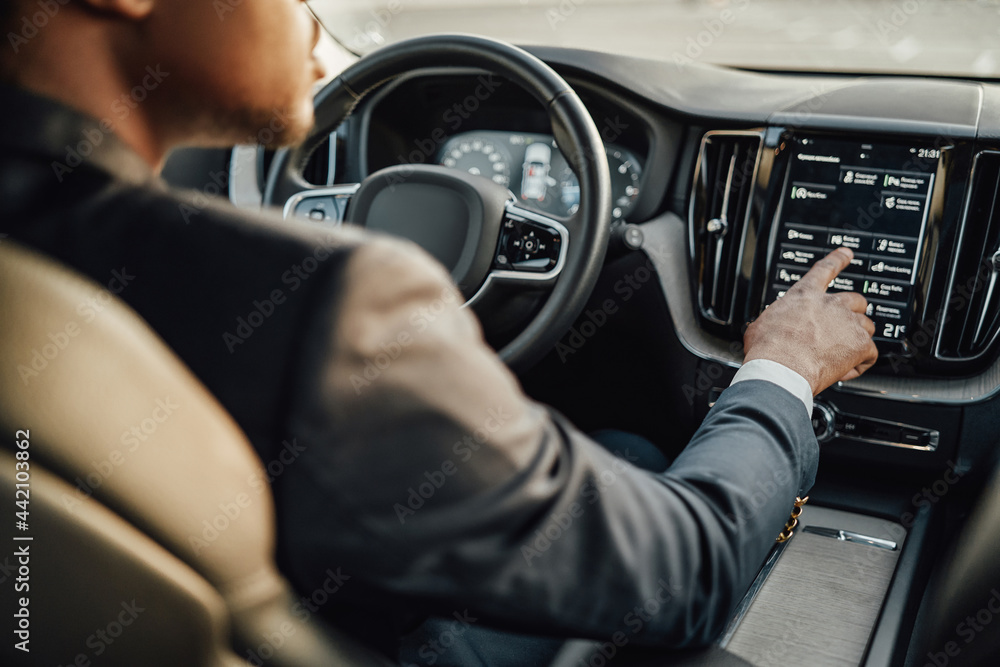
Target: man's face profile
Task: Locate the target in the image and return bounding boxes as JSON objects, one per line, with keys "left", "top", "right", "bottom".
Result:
{"left": 1, "top": 0, "right": 326, "bottom": 161}
{"left": 142, "top": 0, "right": 325, "bottom": 149}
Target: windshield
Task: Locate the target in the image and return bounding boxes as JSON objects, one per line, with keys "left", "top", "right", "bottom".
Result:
{"left": 310, "top": 0, "right": 1000, "bottom": 78}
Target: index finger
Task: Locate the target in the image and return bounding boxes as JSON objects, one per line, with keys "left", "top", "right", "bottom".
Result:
{"left": 795, "top": 247, "right": 854, "bottom": 292}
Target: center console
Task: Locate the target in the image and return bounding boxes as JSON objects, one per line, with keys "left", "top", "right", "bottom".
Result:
{"left": 674, "top": 127, "right": 992, "bottom": 665}
{"left": 682, "top": 125, "right": 1000, "bottom": 460}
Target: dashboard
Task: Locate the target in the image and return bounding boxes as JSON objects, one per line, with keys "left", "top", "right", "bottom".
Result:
{"left": 227, "top": 42, "right": 1000, "bottom": 453}
{"left": 278, "top": 49, "right": 1000, "bottom": 483}
{"left": 337, "top": 61, "right": 1000, "bottom": 381}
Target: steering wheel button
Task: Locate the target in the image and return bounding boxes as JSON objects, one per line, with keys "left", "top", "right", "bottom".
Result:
{"left": 496, "top": 215, "right": 562, "bottom": 271}
{"left": 292, "top": 195, "right": 346, "bottom": 224}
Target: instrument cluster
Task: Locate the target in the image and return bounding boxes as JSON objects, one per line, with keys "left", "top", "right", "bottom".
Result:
{"left": 437, "top": 130, "right": 643, "bottom": 222}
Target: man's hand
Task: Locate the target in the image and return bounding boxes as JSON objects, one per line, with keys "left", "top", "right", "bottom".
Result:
{"left": 744, "top": 247, "right": 878, "bottom": 396}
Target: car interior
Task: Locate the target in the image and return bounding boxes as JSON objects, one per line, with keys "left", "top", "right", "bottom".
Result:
{"left": 4, "top": 7, "right": 1000, "bottom": 667}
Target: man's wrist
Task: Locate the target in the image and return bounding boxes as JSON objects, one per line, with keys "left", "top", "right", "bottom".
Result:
{"left": 730, "top": 359, "right": 813, "bottom": 417}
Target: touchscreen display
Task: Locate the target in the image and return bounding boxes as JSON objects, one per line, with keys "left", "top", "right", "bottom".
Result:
{"left": 767, "top": 135, "right": 940, "bottom": 346}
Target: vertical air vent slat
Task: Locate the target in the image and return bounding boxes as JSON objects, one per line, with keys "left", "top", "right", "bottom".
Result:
{"left": 690, "top": 131, "right": 762, "bottom": 326}
{"left": 937, "top": 151, "right": 1000, "bottom": 360}
{"left": 302, "top": 134, "right": 335, "bottom": 186}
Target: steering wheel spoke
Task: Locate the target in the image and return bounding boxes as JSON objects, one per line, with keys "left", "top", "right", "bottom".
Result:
{"left": 465, "top": 203, "right": 567, "bottom": 306}
{"left": 282, "top": 183, "right": 360, "bottom": 224}
{"left": 493, "top": 202, "right": 567, "bottom": 274}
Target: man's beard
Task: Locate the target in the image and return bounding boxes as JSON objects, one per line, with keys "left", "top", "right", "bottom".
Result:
{"left": 180, "top": 100, "right": 315, "bottom": 151}
{"left": 228, "top": 104, "right": 314, "bottom": 150}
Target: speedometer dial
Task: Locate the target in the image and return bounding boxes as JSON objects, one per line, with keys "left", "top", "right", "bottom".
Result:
{"left": 440, "top": 136, "right": 511, "bottom": 187}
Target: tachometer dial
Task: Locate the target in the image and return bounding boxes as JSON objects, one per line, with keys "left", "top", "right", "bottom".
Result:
{"left": 551, "top": 146, "right": 642, "bottom": 221}
{"left": 440, "top": 136, "right": 511, "bottom": 187}
{"left": 553, "top": 167, "right": 580, "bottom": 217}
{"left": 606, "top": 148, "right": 642, "bottom": 221}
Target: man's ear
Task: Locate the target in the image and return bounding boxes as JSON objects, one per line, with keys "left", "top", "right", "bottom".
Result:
{"left": 79, "top": 0, "right": 155, "bottom": 20}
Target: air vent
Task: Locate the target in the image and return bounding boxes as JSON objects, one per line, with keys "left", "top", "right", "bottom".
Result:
{"left": 302, "top": 134, "right": 337, "bottom": 186}
{"left": 690, "top": 131, "right": 762, "bottom": 326}
{"left": 937, "top": 151, "right": 1000, "bottom": 360}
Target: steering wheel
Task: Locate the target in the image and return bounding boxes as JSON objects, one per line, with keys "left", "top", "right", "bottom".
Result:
{"left": 264, "top": 34, "right": 611, "bottom": 372}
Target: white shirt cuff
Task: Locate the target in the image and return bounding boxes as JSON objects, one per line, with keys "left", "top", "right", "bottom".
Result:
{"left": 730, "top": 359, "right": 813, "bottom": 417}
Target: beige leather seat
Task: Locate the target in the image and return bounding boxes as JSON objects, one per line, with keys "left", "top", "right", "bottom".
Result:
{"left": 0, "top": 241, "right": 392, "bottom": 666}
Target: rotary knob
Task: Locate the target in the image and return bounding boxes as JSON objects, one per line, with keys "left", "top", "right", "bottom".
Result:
{"left": 811, "top": 402, "right": 836, "bottom": 443}
{"left": 706, "top": 217, "right": 728, "bottom": 236}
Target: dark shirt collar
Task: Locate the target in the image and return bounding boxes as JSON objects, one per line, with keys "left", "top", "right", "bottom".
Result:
{"left": 0, "top": 81, "right": 157, "bottom": 186}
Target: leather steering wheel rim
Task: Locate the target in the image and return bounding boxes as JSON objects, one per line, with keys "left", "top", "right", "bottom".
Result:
{"left": 263, "top": 34, "right": 611, "bottom": 372}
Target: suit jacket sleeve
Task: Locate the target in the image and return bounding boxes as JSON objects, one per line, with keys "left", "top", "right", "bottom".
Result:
{"left": 279, "top": 234, "right": 819, "bottom": 647}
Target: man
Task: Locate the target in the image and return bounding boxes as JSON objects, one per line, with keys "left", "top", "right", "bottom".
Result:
{"left": 0, "top": 0, "right": 878, "bottom": 664}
